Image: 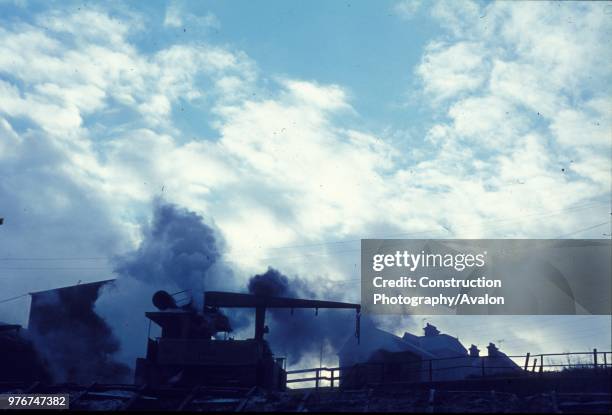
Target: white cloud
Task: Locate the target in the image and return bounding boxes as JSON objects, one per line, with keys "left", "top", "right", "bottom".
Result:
{"left": 282, "top": 79, "right": 351, "bottom": 111}
{"left": 0, "top": 5, "right": 392, "bottom": 282}
{"left": 163, "top": 2, "right": 183, "bottom": 28}
{"left": 0, "top": 116, "right": 21, "bottom": 156}
{"left": 36, "top": 9, "right": 139, "bottom": 47}
{"left": 2, "top": 2, "right": 609, "bottom": 277}
{"left": 417, "top": 41, "right": 488, "bottom": 103}
{"left": 164, "top": 2, "right": 220, "bottom": 30}
{"left": 414, "top": 0, "right": 611, "bottom": 217}
{"left": 393, "top": 0, "right": 422, "bottom": 20}
{"left": 446, "top": 95, "right": 529, "bottom": 147}
{"left": 0, "top": 2, "right": 610, "bottom": 357}
{"left": 430, "top": 0, "right": 482, "bottom": 37}
{"left": 0, "top": 9, "right": 254, "bottom": 134}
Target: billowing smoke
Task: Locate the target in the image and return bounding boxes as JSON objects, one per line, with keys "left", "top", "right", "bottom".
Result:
{"left": 248, "top": 267, "right": 312, "bottom": 297}
{"left": 248, "top": 267, "right": 358, "bottom": 366}
{"left": 11, "top": 199, "right": 389, "bottom": 384}
{"left": 95, "top": 200, "right": 239, "bottom": 369}
{"left": 113, "top": 201, "right": 227, "bottom": 303}
{"left": 92, "top": 200, "right": 369, "bottom": 372}
{"left": 27, "top": 282, "right": 131, "bottom": 384}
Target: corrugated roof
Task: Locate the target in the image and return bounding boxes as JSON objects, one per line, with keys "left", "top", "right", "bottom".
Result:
{"left": 28, "top": 279, "right": 115, "bottom": 296}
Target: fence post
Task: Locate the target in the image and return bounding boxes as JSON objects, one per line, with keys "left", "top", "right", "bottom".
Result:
{"left": 481, "top": 358, "right": 486, "bottom": 377}
{"left": 604, "top": 352, "right": 608, "bottom": 368}
{"left": 532, "top": 358, "right": 537, "bottom": 372}
{"left": 315, "top": 368, "right": 319, "bottom": 390}
{"left": 524, "top": 353, "right": 530, "bottom": 371}
{"left": 593, "top": 348, "right": 598, "bottom": 369}
{"left": 330, "top": 369, "right": 334, "bottom": 389}
{"left": 539, "top": 355, "right": 544, "bottom": 373}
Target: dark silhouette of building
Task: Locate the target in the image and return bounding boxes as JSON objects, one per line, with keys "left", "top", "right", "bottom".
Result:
{"left": 338, "top": 322, "right": 520, "bottom": 387}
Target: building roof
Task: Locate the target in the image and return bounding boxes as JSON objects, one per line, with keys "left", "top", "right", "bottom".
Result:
{"left": 29, "top": 279, "right": 115, "bottom": 296}
{"left": 338, "top": 318, "right": 435, "bottom": 363}
{"left": 403, "top": 331, "right": 468, "bottom": 358}
{"left": 340, "top": 321, "right": 519, "bottom": 370}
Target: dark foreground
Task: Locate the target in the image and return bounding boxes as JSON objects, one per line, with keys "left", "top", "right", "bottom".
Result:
{"left": 1, "top": 370, "right": 610, "bottom": 413}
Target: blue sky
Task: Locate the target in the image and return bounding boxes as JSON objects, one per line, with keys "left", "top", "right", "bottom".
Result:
{"left": 132, "top": 0, "right": 435, "bottom": 121}
{"left": 0, "top": 0, "right": 610, "bottom": 367}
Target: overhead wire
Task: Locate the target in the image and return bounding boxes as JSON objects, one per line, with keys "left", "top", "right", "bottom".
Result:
{"left": 0, "top": 200, "right": 608, "bottom": 264}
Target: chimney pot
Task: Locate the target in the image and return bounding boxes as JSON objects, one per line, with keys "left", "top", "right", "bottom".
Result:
{"left": 423, "top": 323, "right": 440, "bottom": 337}
{"left": 469, "top": 344, "right": 480, "bottom": 357}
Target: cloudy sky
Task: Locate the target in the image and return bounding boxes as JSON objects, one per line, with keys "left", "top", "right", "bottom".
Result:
{"left": 1, "top": 0, "right": 611, "bottom": 363}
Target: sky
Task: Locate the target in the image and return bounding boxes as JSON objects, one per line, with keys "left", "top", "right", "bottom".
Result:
{"left": 0, "top": 0, "right": 611, "bottom": 366}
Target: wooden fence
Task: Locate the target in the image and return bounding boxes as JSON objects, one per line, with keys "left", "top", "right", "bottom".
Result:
{"left": 286, "top": 349, "right": 611, "bottom": 389}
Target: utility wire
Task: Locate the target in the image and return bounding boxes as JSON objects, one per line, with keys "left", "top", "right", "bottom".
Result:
{"left": 226, "top": 218, "right": 612, "bottom": 264}
{"left": 0, "top": 257, "right": 107, "bottom": 261}
{"left": 0, "top": 200, "right": 607, "bottom": 262}
{"left": 0, "top": 218, "right": 609, "bottom": 272}
{"left": 0, "top": 211, "right": 610, "bottom": 309}
{"left": 555, "top": 221, "right": 610, "bottom": 238}
{"left": 241, "top": 201, "right": 610, "bottom": 252}
{"left": 0, "top": 267, "right": 109, "bottom": 270}
{"left": 0, "top": 293, "right": 28, "bottom": 304}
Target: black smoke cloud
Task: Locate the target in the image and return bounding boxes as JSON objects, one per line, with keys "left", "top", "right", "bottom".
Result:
{"left": 98, "top": 201, "right": 360, "bottom": 371}
{"left": 248, "top": 267, "right": 357, "bottom": 366}
{"left": 248, "top": 267, "right": 309, "bottom": 297}
{"left": 113, "top": 201, "right": 230, "bottom": 302}
{"left": 95, "top": 199, "right": 243, "bottom": 369}
{"left": 100, "top": 200, "right": 357, "bottom": 369}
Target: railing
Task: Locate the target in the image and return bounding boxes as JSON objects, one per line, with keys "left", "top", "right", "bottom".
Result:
{"left": 286, "top": 366, "right": 342, "bottom": 389}
{"left": 286, "top": 349, "right": 612, "bottom": 390}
